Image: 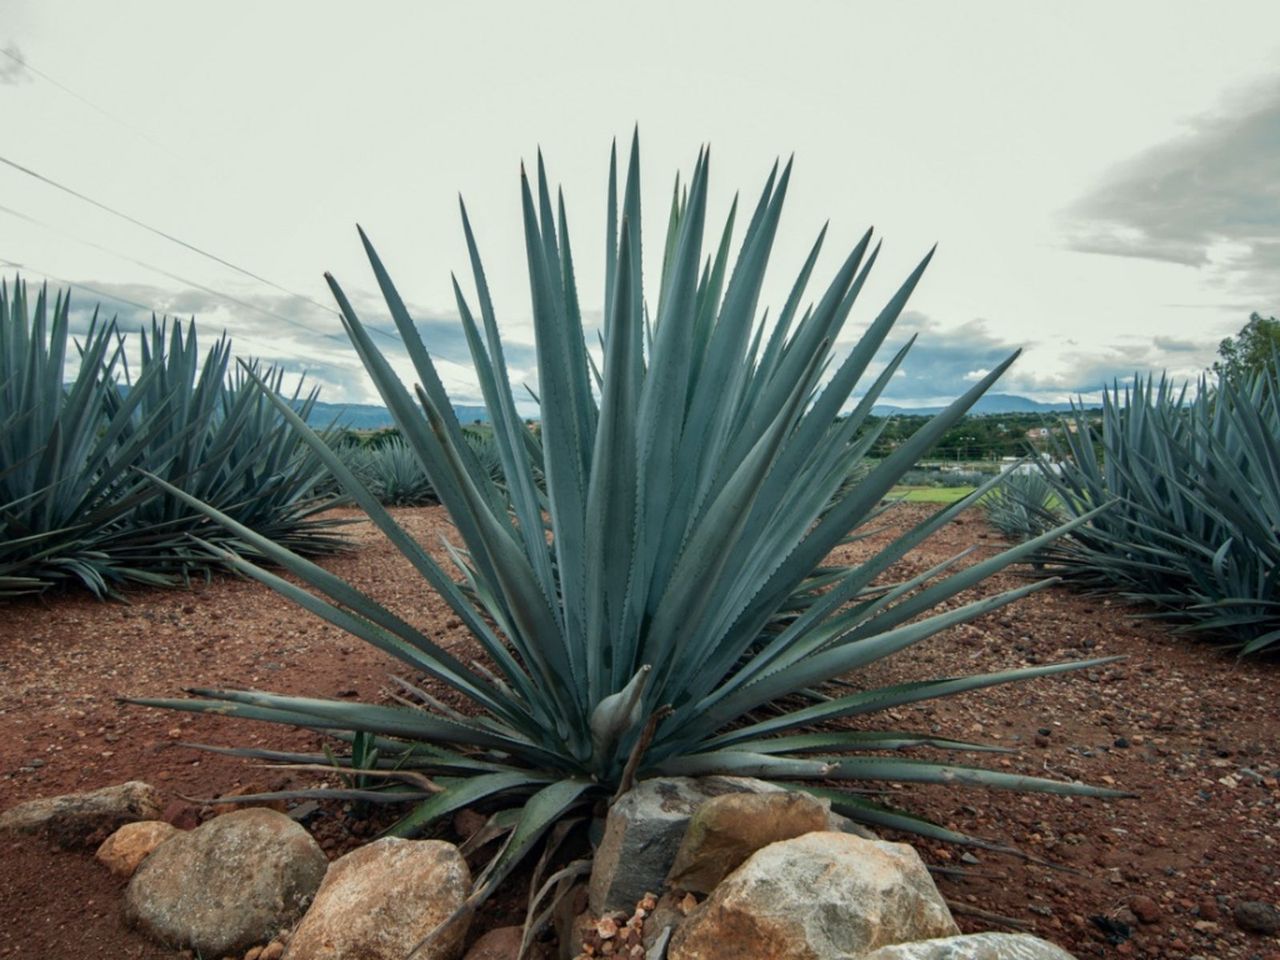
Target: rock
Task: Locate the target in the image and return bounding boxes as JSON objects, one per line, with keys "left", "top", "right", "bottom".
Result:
{"left": 95, "top": 820, "right": 177, "bottom": 878}
{"left": 0, "top": 781, "right": 161, "bottom": 849}
{"left": 589, "top": 776, "right": 782, "bottom": 914}
{"left": 666, "top": 791, "right": 831, "bottom": 893}
{"left": 641, "top": 893, "right": 688, "bottom": 952}
{"left": 284, "top": 837, "right": 469, "bottom": 960}
{"left": 1127, "top": 895, "right": 1160, "bottom": 924}
{"left": 1234, "top": 900, "right": 1280, "bottom": 935}
{"left": 826, "top": 809, "right": 878, "bottom": 839}
{"left": 464, "top": 925, "right": 523, "bottom": 960}
{"left": 558, "top": 910, "right": 598, "bottom": 960}
{"left": 261, "top": 943, "right": 286, "bottom": 960}
{"left": 160, "top": 799, "right": 200, "bottom": 831}
{"left": 668, "top": 832, "right": 958, "bottom": 960}
{"left": 209, "top": 782, "right": 287, "bottom": 817}
{"left": 124, "top": 808, "right": 327, "bottom": 956}
{"left": 553, "top": 884, "right": 589, "bottom": 960}
{"left": 861, "top": 932, "right": 1078, "bottom": 959}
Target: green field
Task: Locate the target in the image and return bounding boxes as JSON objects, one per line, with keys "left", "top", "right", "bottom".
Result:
{"left": 887, "top": 485, "right": 978, "bottom": 503}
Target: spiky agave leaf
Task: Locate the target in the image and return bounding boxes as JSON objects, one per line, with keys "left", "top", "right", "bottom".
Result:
{"left": 984, "top": 468, "right": 1062, "bottom": 542}
{"left": 0, "top": 289, "right": 344, "bottom": 597}
{"left": 132, "top": 137, "right": 1125, "bottom": 908}
{"left": 1040, "top": 370, "right": 1280, "bottom": 652}
{"left": 0, "top": 278, "right": 171, "bottom": 596}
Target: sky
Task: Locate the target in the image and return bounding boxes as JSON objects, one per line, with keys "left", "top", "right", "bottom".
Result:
{"left": 2, "top": 1, "right": 1279, "bottom": 409}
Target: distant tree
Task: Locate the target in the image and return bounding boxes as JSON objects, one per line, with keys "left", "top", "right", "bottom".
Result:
{"left": 1214, "top": 312, "right": 1280, "bottom": 383}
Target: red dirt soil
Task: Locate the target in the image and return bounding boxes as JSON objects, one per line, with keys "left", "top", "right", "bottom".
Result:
{"left": 1, "top": 504, "right": 1277, "bottom": 959}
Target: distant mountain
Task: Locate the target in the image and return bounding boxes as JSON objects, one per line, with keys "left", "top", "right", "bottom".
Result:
{"left": 303, "top": 399, "right": 489, "bottom": 430}
{"left": 872, "top": 394, "right": 1083, "bottom": 416}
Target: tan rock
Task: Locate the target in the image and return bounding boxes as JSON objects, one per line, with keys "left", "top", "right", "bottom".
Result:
{"left": 284, "top": 837, "right": 470, "bottom": 960}
{"left": 668, "top": 832, "right": 958, "bottom": 960}
{"left": 589, "top": 776, "right": 786, "bottom": 914}
{"left": 666, "top": 790, "right": 830, "bottom": 893}
{"left": 95, "top": 820, "right": 177, "bottom": 878}
{"left": 124, "top": 808, "right": 327, "bottom": 957}
{"left": 0, "top": 781, "right": 162, "bottom": 849}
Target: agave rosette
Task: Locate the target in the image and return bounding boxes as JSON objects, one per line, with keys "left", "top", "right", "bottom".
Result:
{"left": 136, "top": 137, "right": 1123, "bottom": 904}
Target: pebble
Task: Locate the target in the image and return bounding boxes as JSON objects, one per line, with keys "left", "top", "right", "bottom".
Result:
{"left": 1128, "top": 895, "right": 1161, "bottom": 924}
{"left": 1234, "top": 900, "right": 1280, "bottom": 935}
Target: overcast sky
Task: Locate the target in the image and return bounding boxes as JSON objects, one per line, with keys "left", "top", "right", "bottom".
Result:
{"left": 3, "top": 2, "right": 1278, "bottom": 408}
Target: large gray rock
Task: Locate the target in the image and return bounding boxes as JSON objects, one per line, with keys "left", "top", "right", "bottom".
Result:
{"left": 124, "top": 808, "right": 327, "bottom": 956}
{"left": 284, "top": 837, "right": 470, "bottom": 960}
{"left": 666, "top": 790, "right": 831, "bottom": 893}
{"left": 0, "top": 781, "right": 161, "bottom": 849}
{"left": 668, "top": 832, "right": 959, "bottom": 960}
{"left": 862, "top": 933, "right": 1077, "bottom": 959}
{"left": 589, "top": 776, "right": 784, "bottom": 914}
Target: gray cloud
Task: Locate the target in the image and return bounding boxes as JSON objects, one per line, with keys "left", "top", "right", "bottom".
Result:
{"left": 0, "top": 45, "right": 32, "bottom": 86}
{"left": 1062, "top": 79, "right": 1280, "bottom": 305}
{"left": 8, "top": 274, "right": 539, "bottom": 407}
{"left": 864, "top": 311, "right": 1220, "bottom": 406}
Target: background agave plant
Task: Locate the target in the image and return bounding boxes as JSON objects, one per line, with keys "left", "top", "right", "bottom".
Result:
{"left": 984, "top": 470, "right": 1062, "bottom": 542}
{"left": 0, "top": 280, "right": 345, "bottom": 597}
{"left": 1040, "top": 370, "right": 1280, "bottom": 654}
{"left": 137, "top": 138, "right": 1122, "bottom": 912}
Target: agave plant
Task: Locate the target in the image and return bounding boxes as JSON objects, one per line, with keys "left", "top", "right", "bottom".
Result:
{"left": 1042, "top": 371, "right": 1280, "bottom": 653}
{"left": 104, "top": 319, "right": 346, "bottom": 574}
{"left": 0, "top": 279, "right": 169, "bottom": 596}
{"left": 137, "top": 138, "right": 1121, "bottom": 915}
{"left": 0, "top": 283, "right": 344, "bottom": 597}
{"left": 984, "top": 469, "right": 1061, "bottom": 542}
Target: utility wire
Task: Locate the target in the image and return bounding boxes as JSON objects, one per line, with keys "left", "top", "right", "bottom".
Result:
{"left": 0, "top": 154, "right": 481, "bottom": 364}
{"left": 0, "top": 47, "right": 182, "bottom": 161}
{"left": 0, "top": 255, "right": 165, "bottom": 315}
{"left": 0, "top": 202, "right": 344, "bottom": 337}
{"left": 0, "top": 152, "right": 338, "bottom": 317}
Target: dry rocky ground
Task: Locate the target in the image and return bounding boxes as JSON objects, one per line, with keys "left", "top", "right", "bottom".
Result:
{"left": 0, "top": 503, "right": 1277, "bottom": 959}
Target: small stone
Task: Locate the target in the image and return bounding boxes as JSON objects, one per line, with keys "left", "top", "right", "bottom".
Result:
{"left": 95, "top": 820, "right": 178, "bottom": 878}
{"left": 1235, "top": 900, "right": 1280, "bottom": 935}
{"left": 244, "top": 948, "right": 263, "bottom": 960}
{"left": 1129, "top": 895, "right": 1161, "bottom": 924}
{"left": 597, "top": 917, "right": 619, "bottom": 940}
{"left": 162, "top": 800, "right": 201, "bottom": 831}
{"left": 463, "top": 926, "right": 524, "bottom": 960}
{"left": 261, "top": 945, "right": 285, "bottom": 960}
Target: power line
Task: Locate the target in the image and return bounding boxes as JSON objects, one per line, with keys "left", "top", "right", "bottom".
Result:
{"left": 0, "top": 202, "right": 343, "bottom": 336}
{"left": 0, "top": 47, "right": 182, "bottom": 161}
{"left": 0, "top": 153, "right": 491, "bottom": 390}
{"left": 0, "top": 255, "right": 166, "bottom": 315}
{"left": 0, "top": 152, "right": 338, "bottom": 317}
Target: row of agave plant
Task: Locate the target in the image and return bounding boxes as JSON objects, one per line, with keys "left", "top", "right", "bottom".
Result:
{"left": 331, "top": 429, "right": 507, "bottom": 506}
{"left": 0, "top": 278, "right": 345, "bottom": 598}
{"left": 1037, "top": 370, "right": 1280, "bottom": 655}
{"left": 134, "top": 137, "right": 1125, "bottom": 932}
